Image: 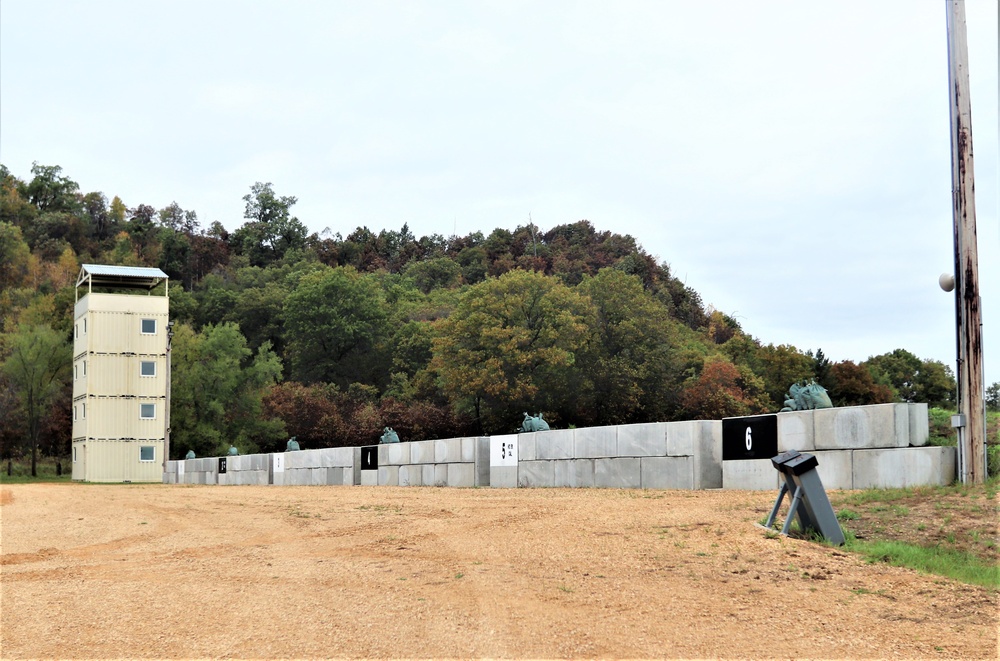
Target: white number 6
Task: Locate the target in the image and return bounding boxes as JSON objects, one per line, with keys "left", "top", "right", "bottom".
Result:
{"left": 745, "top": 427, "right": 753, "bottom": 451}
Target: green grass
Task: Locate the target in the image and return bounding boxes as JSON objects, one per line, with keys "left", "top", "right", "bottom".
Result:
{"left": 844, "top": 535, "right": 999, "bottom": 589}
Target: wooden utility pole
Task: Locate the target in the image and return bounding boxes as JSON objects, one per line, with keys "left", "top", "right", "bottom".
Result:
{"left": 945, "top": 0, "right": 986, "bottom": 484}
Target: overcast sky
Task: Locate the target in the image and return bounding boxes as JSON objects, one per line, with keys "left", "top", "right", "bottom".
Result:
{"left": 2, "top": 0, "right": 997, "bottom": 386}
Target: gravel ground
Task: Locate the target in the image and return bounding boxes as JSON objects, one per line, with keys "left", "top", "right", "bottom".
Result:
{"left": 1, "top": 483, "right": 997, "bottom": 659}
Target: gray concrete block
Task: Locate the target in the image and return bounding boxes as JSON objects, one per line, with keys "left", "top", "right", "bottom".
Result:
{"left": 352, "top": 447, "right": 362, "bottom": 485}
{"left": 379, "top": 442, "right": 411, "bottom": 466}
{"left": 252, "top": 454, "right": 268, "bottom": 471}
{"left": 535, "top": 429, "right": 575, "bottom": 460}
{"left": 410, "top": 440, "right": 436, "bottom": 464}
{"left": 272, "top": 472, "right": 285, "bottom": 486}
{"left": 421, "top": 464, "right": 435, "bottom": 486}
{"left": 777, "top": 410, "right": 815, "bottom": 452}
{"left": 554, "top": 459, "right": 595, "bottom": 488}
{"left": 287, "top": 449, "right": 321, "bottom": 469}
{"left": 378, "top": 465, "right": 400, "bottom": 486}
{"left": 491, "top": 465, "right": 517, "bottom": 488}
{"left": 722, "top": 459, "right": 779, "bottom": 490}
{"left": 693, "top": 420, "right": 723, "bottom": 489}
{"left": 360, "top": 470, "right": 378, "bottom": 486}
{"left": 399, "top": 465, "right": 422, "bottom": 486}
{"left": 908, "top": 403, "right": 929, "bottom": 447}
{"left": 640, "top": 456, "right": 694, "bottom": 489}
{"left": 617, "top": 423, "right": 667, "bottom": 457}
{"left": 574, "top": 426, "right": 618, "bottom": 458}
{"left": 814, "top": 404, "right": 909, "bottom": 450}
{"left": 310, "top": 467, "right": 326, "bottom": 486}
{"left": 325, "top": 467, "right": 346, "bottom": 485}
{"left": 665, "top": 421, "right": 696, "bottom": 457}
{"left": 853, "top": 446, "right": 956, "bottom": 489}
{"left": 461, "top": 437, "right": 476, "bottom": 463}
{"left": 447, "top": 463, "right": 476, "bottom": 487}
{"left": 435, "top": 438, "right": 463, "bottom": 463}
{"left": 518, "top": 460, "right": 555, "bottom": 488}
{"left": 433, "top": 464, "right": 448, "bottom": 487}
{"left": 811, "top": 450, "right": 853, "bottom": 490}
{"left": 594, "top": 458, "right": 642, "bottom": 489}
{"left": 475, "top": 437, "right": 490, "bottom": 487}
{"left": 517, "top": 432, "right": 536, "bottom": 461}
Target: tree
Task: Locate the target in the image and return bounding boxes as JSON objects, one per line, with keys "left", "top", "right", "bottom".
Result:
{"left": 828, "top": 361, "right": 894, "bottom": 407}
{"left": 283, "top": 266, "right": 390, "bottom": 387}
{"left": 914, "top": 360, "right": 956, "bottom": 408}
{"left": 575, "top": 268, "right": 682, "bottom": 424}
{"left": 404, "top": 257, "right": 462, "bottom": 294}
{"left": 679, "top": 357, "right": 770, "bottom": 420}
{"left": 231, "top": 182, "right": 308, "bottom": 266}
{"left": 756, "top": 344, "right": 815, "bottom": 409}
{"left": 432, "top": 269, "right": 590, "bottom": 433}
{"left": 0, "top": 324, "right": 71, "bottom": 476}
{"left": 865, "top": 349, "right": 922, "bottom": 402}
{"left": 0, "top": 222, "right": 31, "bottom": 291}
{"left": 169, "top": 323, "right": 285, "bottom": 458}
{"left": 26, "top": 163, "right": 80, "bottom": 213}
{"left": 986, "top": 382, "right": 1000, "bottom": 412}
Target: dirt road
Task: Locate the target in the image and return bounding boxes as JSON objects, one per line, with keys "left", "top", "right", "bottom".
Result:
{"left": 1, "top": 483, "right": 997, "bottom": 659}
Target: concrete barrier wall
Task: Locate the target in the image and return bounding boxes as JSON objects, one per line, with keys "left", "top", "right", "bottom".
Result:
{"left": 515, "top": 421, "right": 722, "bottom": 489}
{"left": 722, "top": 403, "right": 947, "bottom": 490}
{"left": 162, "top": 404, "right": 951, "bottom": 492}
{"left": 372, "top": 437, "right": 489, "bottom": 487}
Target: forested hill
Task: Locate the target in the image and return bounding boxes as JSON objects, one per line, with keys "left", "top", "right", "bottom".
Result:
{"left": 0, "top": 163, "right": 961, "bottom": 460}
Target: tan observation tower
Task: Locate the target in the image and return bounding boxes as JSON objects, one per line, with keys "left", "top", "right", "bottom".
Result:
{"left": 71, "top": 265, "right": 169, "bottom": 482}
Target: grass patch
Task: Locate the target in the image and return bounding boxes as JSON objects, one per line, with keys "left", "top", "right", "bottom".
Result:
{"left": 844, "top": 536, "right": 999, "bottom": 589}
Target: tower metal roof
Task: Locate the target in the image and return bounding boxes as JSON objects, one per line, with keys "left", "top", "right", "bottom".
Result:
{"left": 76, "top": 264, "right": 169, "bottom": 294}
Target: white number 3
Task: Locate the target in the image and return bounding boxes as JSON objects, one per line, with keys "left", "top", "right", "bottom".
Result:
{"left": 745, "top": 427, "right": 753, "bottom": 451}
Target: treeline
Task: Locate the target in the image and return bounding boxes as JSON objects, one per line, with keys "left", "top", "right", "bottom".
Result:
{"left": 1, "top": 162, "right": 980, "bottom": 462}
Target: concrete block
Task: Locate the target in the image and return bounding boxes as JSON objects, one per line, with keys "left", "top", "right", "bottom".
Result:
{"left": 554, "top": 459, "right": 586, "bottom": 488}
{"left": 640, "top": 456, "right": 694, "bottom": 490}
{"left": 908, "top": 403, "right": 929, "bottom": 447}
{"left": 814, "top": 404, "right": 908, "bottom": 450}
{"left": 777, "top": 410, "right": 815, "bottom": 452}
{"left": 475, "top": 437, "right": 490, "bottom": 487}
{"left": 535, "top": 429, "right": 575, "bottom": 460}
{"left": 252, "top": 454, "right": 268, "bottom": 471}
{"left": 287, "top": 449, "right": 320, "bottom": 469}
{"left": 272, "top": 472, "right": 285, "bottom": 486}
{"left": 491, "top": 465, "right": 517, "bottom": 488}
{"left": 378, "top": 465, "right": 400, "bottom": 486}
{"left": 379, "top": 442, "right": 411, "bottom": 466}
{"left": 594, "top": 458, "right": 642, "bottom": 489}
{"left": 352, "top": 447, "right": 362, "bottom": 485}
{"left": 311, "top": 467, "right": 326, "bottom": 486}
{"left": 853, "top": 446, "right": 956, "bottom": 489}
{"left": 722, "top": 459, "right": 779, "bottom": 490}
{"left": 693, "top": 420, "right": 723, "bottom": 489}
{"left": 433, "top": 464, "right": 448, "bottom": 487}
{"left": 410, "top": 440, "right": 436, "bottom": 464}
{"left": 435, "top": 438, "right": 463, "bottom": 464}
{"left": 665, "top": 421, "right": 696, "bottom": 457}
{"left": 617, "top": 423, "right": 667, "bottom": 457}
{"left": 360, "top": 470, "right": 378, "bottom": 486}
{"left": 554, "top": 459, "right": 595, "bottom": 488}
{"left": 461, "top": 437, "right": 476, "bottom": 463}
{"left": 325, "top": 467, "right": 346, "bottom": 485}
{"left": 518, "top": 460, "right": 555, "bottom": 488}
{"left": 399, "top": 465, "right": 422, "bottom": 486}
{"left": 517, "top": 432, "right": 536, "bottom": 461}
{"left": 218, "top": 473, "right": 230, "bottom": 486}
{"left": 447, "top": 463, "right": 476, "bottom": 488}
{"left": 574, "top": 426, "right": 618, "bottom": 458}
{"left": 811, "top": 450, "right": 853, "bottom": 490}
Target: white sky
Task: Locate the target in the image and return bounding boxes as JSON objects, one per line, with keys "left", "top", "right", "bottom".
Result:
{"left": 2, "top": 0, "right": 997, "bottom": 385}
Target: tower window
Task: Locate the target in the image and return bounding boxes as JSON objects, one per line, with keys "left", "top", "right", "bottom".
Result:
{"left": 141, "top": 319, "right": 156, "bottom": 334}
{"left": 139, "top": 446, "right": 156, "bottom": 462}
{"left": 140, "top": 361, "right": 156, "bottom": 377}
{"left": 140, "top": 403, "right": 156, "bottom": 419}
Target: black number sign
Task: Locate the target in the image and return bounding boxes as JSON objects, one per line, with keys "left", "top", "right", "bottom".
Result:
{"left": 722, "top": 414, "right": 777, "bottom": 461}
{"left": 218, "top": 457, "right": 227, "bottom": 474}
{"left": 361, "top": 446, "right": 378, "bottom": 471}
